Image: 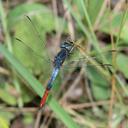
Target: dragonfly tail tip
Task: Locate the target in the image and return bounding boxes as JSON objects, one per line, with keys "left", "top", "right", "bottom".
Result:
{"left": 40, "top": 89, "right": 50, "bottom": 108}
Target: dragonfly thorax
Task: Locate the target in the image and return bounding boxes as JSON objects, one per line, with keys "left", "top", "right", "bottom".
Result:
{"left": 54, "top": 48, "right": 69, "bottom": 68}
{"left": 60, "top": 41, "right": 74, "bottom": 53}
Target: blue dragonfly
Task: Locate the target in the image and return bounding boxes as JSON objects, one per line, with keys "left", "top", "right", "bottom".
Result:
{"left": 40, "top": 40, "right": 74, "bottom": 107}
{"left": 14, "top": 16, "right": 115, "bottom": 108}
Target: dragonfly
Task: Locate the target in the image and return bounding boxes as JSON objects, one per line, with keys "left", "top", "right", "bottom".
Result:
{"left": 40, "top": 40, "right": 74, "bottom": 107}
{"left": 13, "top": 15, "right": 115, "bottom": 108}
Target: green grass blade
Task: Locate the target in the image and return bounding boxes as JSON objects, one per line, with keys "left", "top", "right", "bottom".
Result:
{"left": 63, "top": 0, "right": 90, "bottom": 38}
{"left": 0, "top": 44, "right": 79, "bottom": 128}
{"left": 80, "top": 0, "right": 101, "bottom": 51}
{"left": 0, "top": 0, "right": 12, "bottom": 52}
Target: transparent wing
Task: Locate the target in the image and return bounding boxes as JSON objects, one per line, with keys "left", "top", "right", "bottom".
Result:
{"left": 12, "top": 15, "right": 54, "bottom": 78}
{"left": 13, "top": 37, "right": 53, "bottom": 78}
{"left": 63, "top": 48, "right": 117, "bottom": 70}
{"left": 15, "top": 38, "right": 51, "bottom": 64}
{"left": 24, "top": 15, "right": 52, "bottom": 62}
{"left": 61, "top": 48, "right": 117, "bottom": 86}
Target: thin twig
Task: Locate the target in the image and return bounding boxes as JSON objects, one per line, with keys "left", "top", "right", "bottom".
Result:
{"left": 63, "top": 2, "right": 75, "bottom": 40}
{"left": 1, "top": 107, "right": 39, "bottom": 113}
{"left": 84, "top": 70, "right": 99, "bottom": 115}
{"left": 0, "top": 66, "right": 10, "bottom": 75}
{"left": 34, "top": 109, "right": 43, "bottom": 128}
{"left": 107, "top": 2, "right": 115, "bottom": 127}
{"left": 55, "top": 67, "right": 75, "bottom": 99}
{"left": 67, "top": 100, "right": 110, "bottom": 109}
{"left": 60, "top": 67, "right": 84, "bottom": 102}
{"left": 94, "top": 0, "right": 108, "bottom": 30}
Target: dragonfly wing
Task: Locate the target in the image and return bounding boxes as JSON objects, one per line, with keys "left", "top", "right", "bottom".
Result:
{"left": 62, "top": 49, "right": 115, "bottom": 88}
{"left": 13, "top": 37, "right": 53, "bottom": 77}
{"left": 63, "top": 49, "right": 117, "bottom": 70}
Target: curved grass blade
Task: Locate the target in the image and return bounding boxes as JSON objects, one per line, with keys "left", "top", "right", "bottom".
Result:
{"left": 0, "top": 44, "right": 79, "bottom": 128}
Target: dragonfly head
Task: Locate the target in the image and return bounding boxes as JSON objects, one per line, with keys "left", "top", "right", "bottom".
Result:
{"left": 60, "top": 40, "right": 74, "bottom": 53}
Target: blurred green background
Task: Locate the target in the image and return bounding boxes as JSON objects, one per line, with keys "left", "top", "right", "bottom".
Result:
{"left": 0, "top": 0, "right": 128, "bottom": 128}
